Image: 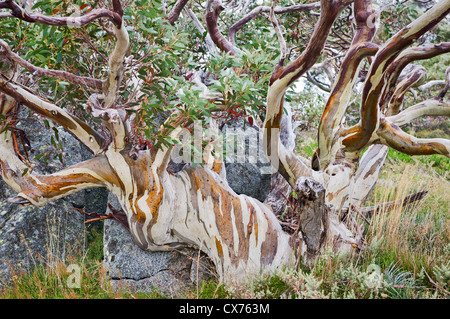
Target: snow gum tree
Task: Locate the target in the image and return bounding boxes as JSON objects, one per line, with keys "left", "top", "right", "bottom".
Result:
{"left": 0, "top": 0, "right": 449, "bottom": 283}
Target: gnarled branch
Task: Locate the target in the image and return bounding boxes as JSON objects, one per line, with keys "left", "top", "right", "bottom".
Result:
{"left": 205, "top": 0, "right": 238, "bottom": 55}
{"left": 379, "top": 42, "right": 450, "bottom": 112}
{"left": 317, "top": 0, "right": 379, "bottom": 169}
{"left": 376, "top": 118, "right": 450, "bottom": 157}
{"left": 0, "top": 0, "right": 122, "bottom": 28}
{"left": 341, "top": 1, "right": 450, "bottom": 152}
{"left": 228, "top": 2, "right": 320, "bottom": 47}
{"left": 384, "top": 64, "right": 427, "bottom": 116}
{"left": 87, "top": 94, "right": 127, "bottom": 151}
{"left": 0, "top": 0, "right": 129, "bottom": 108}
{"left": 0, "top": 39, "right": 102, "bottom": 90}
{"left": 2, "top": 155, "right": 119, "bottom": 206}
{"left": 0, "top": 77, "right": 106, "bottom": 154}
{"left": 263, "top": 0, "right": 355, "bottom": 188}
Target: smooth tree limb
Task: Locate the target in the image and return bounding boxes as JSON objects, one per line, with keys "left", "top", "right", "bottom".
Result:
{"left": 317, "top": 0, "right": 379, "bottom": 170}
{"left": 167, "top": 0, "right": 189, "bottom": 25}
{"left": 386, "top": 99, "right": 450, "bottom": 127}
{"left": 375, "top": 118, "right": 450, "bottom": 157}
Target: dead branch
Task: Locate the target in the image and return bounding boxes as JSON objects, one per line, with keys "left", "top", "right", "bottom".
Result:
{"left": 437, "top": 66, "right": 450, "bottom": 100}
{"left": 269, "top": 0, "right": 287, "bottom": 64}
{"left": 341, "top": 190, "right": 428, "bottom": 218}
{"left": 71, "top": 205, "right": 130, "bottom": 231}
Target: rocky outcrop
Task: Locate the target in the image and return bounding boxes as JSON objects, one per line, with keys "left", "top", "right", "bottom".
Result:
{"left": 222, "top": 119, "right": 272, "bottom": 202}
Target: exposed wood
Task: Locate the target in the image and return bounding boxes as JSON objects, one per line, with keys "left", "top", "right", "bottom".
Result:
{"left": 349, "top": 144, "right": 389, "bottom": 209}
{"left": 103, "top": 22, "right": 129, "bottom": 107}
{"left": 317, "top": 0, "right": 379, "bottom": 169}
{"left": 294, "top": 177, "right": 328, "bottom": 261}
{"left": 341, "top": 1, "right": 450, "bottom": 152}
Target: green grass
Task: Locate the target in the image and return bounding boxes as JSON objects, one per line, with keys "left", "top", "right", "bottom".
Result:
{"left": 386, "top": 147, "right": 450, "bottom": 178}
{"left": 85, "top": 224, "right": 104, "bottom": 261}
{"left": 0, "top": 259, "right": 168, "bottom": 299}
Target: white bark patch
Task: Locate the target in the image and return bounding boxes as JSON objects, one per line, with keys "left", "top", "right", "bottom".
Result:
{"left": 324, "top": 164, "right": 354, "bottom": 210}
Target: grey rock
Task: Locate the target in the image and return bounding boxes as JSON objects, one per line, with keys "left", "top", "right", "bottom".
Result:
{"left": 222, "top": 119, "right": 272, "bottom": 202}
{"left": 0, "top": 188, "right": 86, "bottom": 284}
